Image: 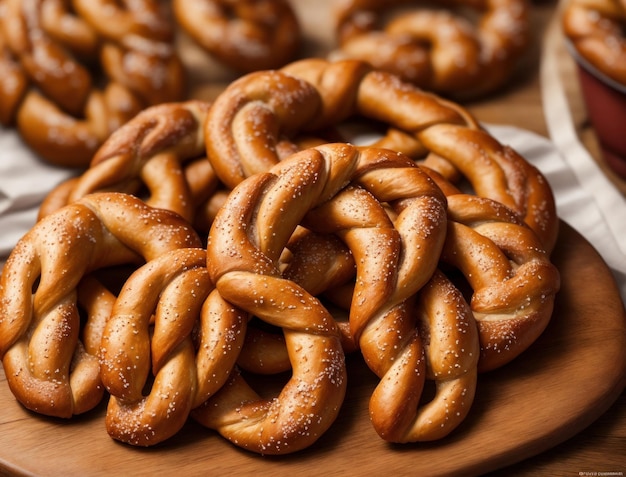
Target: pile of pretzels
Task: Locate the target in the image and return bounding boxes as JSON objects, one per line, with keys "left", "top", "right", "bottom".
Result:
{"left": 0, "top": 0, "right": 185, "bottom": 167}
{"left": 1, "top": 0, "right": 535, "bottom": 169}
{"left": 0, "top": 58, "right": 560, "bottom": 455}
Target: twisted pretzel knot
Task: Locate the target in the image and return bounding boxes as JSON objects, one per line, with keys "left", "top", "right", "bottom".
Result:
{"left": 562, "top": 0, "right": 626, "bottom": 85}
{"left": 331, "top": 0, "right": 531, "bottom": 99}
{"left": 174, "top": 0, "right": 301, "bottom": 72}
{"left": 100, "top": 248, "right": 247, "bottom": 446}
{"left": 193, "top": 143, "right": 459, "bottom": 449}
{"left": 205, "top": 57, "right": 558, "bottom": 252}
{"left": 440, "top": 193, "right": 561, "bottom": 372}
{"left": 0, "top": 0, "right": 184, "bottom": 167}
{"left": 0, "top": 192, "right": 202, "bottom": 418}
{"left": 38, "top": 100, "right": 218, "bottom": 235}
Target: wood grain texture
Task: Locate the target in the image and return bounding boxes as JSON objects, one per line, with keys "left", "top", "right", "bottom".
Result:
{"left": 0, "top": 222, "right": 624, "bottom": 476}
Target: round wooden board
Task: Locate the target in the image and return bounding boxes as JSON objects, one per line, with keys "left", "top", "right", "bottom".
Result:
{"left": 1, "top": 221, "right": 625, "bottom": 477}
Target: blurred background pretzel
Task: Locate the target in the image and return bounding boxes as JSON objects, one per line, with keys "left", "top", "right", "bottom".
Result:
{"left": 0, "top": 192, "right": 201, "bottom": 418}
{"left": 331, "top": 0, "right": 531, "bottom": 100}
{"left": 562, "top": 0, "right": 626, "bottom": 86}
{"left": 0, "top": 0, "right": 184, "bottom": 167}
{"left": 174, "top": 0, "right": 301, "bottom": 72}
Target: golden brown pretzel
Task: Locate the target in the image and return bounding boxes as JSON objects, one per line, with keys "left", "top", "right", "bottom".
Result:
{"left": 440, "top": 193, "right": 561, "bottom": 372}
{"left": 193, "top": 151, "right": 350, "bottom": 455}
{"left": 0, "top": 2, "right": 28, "bottom": 125}
{"left": 37, "top": 101, "right": 220, "bottom": 236}
{"left": 73, "top": 0, "right": 186, "bottom": 105}
{"left": 331, "top": 0, "right": 531, "bottom": 99}
{"left": 0, "top": 192, "right": 202, "bottom": 418}
{"left": 173, "top": 0, "right": 301, "bottom": 72}
{"left": 100, "top": 248, "right": 247, "bottom": 446}
{"left": 205, "top": 57, "right": 558, "bottom": 252}
{"left": 562, "top": 0, "right": 626, "bottom": 85}
{"left": 384, "top": 269, "right": 479, "bottom": 442}
{"left": 237, "top": 228, "right": 356, "bottom": 374}
{"left": 0, "top": 0, "right": 183, "bottom": 167}
{"left": 193, "top": 143, "right": 451, "bottom": 450}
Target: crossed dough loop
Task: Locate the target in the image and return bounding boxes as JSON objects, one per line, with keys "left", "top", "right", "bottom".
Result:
{"left": 0, "top": 0, "right": 184, "bottom": 167}
{"left": 204, "top": 57, "right": 558, "bottom": 253}
{"left": 193, "top": 142, "right": 453, "bottom": 450}
{"left": 38, "top": 100, "right": 218, "bottom": 235}
{"left": 562, "top": 0, "right": 626, "bottom": 86}
{"left": 437, "top": 193, "right": 561, "bottom": 372}
{"left": 0, "top": 192, "right": 202, "bottom": 418}
{"left": 174, "top": 0, "right": 301, "bottom": 72}
{"left": 100, "top": 248, "right": 247, "bottom": 446}
{"left": 331, "top": 0, "right": 531, "bottom": 99}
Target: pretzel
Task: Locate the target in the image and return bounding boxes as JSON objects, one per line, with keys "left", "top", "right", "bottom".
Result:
{"left": 100, "top": 248, "right": 247, "bottom": 446}
{"left": 382, "top": 269, "right": 479, "bottom": 442}
{"left": 0, "top": 192, "right": 202, "bottom": 418}
{"left": 0, "top": 0, "right": 184, "bottom": 167}
{"left": 73, "top": 0, "right": 186, "bottom": 106}
{"left": 439, "top": 193, "right": 561, "bottom": 372}
{"left": 0, "top": 2, "right": 27, "bottom": 125}
{"left": 562, "top": 0, "right": 626, "bottom": 86}
{"left": 331, "top": 0, "right": 531, "bottom": 99}
{"left": 37, "top": 101, "right": 216, "bottom": 231}
{"left": 205, "top": 57, "right": 558, "bottom": 252}
{"left": 173, "top": 0, "right": 301, "bottom": 72}
{"left": 192, "top": 142, "right": 450, "bottom": 451}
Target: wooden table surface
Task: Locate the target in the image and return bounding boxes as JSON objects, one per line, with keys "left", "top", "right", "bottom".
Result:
{"left": 0, "top": 1, "right": 624, "bottom": 476}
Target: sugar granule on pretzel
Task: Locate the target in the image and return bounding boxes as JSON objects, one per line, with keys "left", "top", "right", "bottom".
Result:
{"left": 174, "top": 0, "right": 301, "bottom": 72}
{"left": 0, "top": 192, "right": 201, "bottom": 418}
{"left": 205, "top": 57, "right": 558, "bottom": 253}
{"left": 331, "top": 0, "right": 531, "bottom": 99}
{"left": 100, "top": 248, "right": 247, "bottom": 446}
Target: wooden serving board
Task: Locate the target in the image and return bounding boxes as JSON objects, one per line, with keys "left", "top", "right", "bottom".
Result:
{"left": 0, "top": 221, "right": 624, "bottom": 477}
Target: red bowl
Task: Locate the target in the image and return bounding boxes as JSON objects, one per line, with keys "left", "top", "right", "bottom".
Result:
{"left": 567, "top": 42, "right": 626, "bottom": 179}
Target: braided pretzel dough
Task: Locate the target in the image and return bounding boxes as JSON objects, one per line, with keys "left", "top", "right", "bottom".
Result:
{"left": 100, "top": 248, "right": 247, "bottom": 446}
{"left": 193, "top": 152, "right": 351, "bottom": 455}
{"left": 438, "top": 193, "right": 560, "bottom": 372}
{"left": 0, "top": 0, "right": 183, "bottom": 167}
{"left": 332, "top": 0, "right": 531, "bottom": 99}
{"left": 237, "top": 228, "right": 356, "bottom": 374}
{"left": 205, "top": 57, "right": 558, "bottom": 252}
{"left": 0, "top": 192, "right": 202, "bottom": 417}
{"left": 193, "top": 143, "right": 456, "bottom": 450}
{"left": 174, "top": 0, "right": 301, "bottom": 72}
{"left": 38, "top": 101, "right": 216, "bottom": 232}
{"left": 562, "top": 0, "right": 626, "bottom": 85}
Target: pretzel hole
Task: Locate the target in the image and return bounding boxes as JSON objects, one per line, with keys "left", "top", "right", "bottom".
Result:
{"left": 418, "top": 379, "right": 437, "bottom": 405}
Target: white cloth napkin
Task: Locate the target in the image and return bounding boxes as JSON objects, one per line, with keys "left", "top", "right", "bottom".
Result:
{"left": 0, "top": 127, "right": 75, "bottom": 257}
